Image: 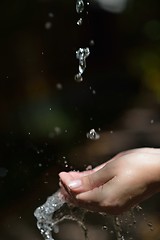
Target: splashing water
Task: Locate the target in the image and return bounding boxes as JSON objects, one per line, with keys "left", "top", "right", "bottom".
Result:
{"left": 34, "top": 190, "right": 88, "bottom": 240}
{"left": 75, "top": 47, "right": 90, "bottom": 82}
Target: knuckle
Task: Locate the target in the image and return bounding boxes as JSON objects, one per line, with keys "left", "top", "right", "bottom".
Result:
{"left": 84, "top": 174, "right": 97, "bottom": 190}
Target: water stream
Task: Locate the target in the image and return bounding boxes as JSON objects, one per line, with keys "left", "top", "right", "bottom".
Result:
{"left": 75, "top": 0, "right": 90, "bottom": 82}
{"left": 34, "top": 190, "right": 88, "bottom": 240}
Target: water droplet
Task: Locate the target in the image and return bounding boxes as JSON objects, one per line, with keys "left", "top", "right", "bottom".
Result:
{"left": 76, "top": 0, "right": 85, "bottom": 14}
{"left": 86, "top": 129, "right": 100, "bottom": 140}
{"left": 90, "top": 40, "right": 95, "bottom": 46}
{"left": 56, "top": 83, "right": 63, "bottom": 90}
{"left": 147, "top": 222, "right": 154, "bottom": 231}
{"left": 75, "top": 47, "right": 90, "bottom": 82}
{"left": 150, "top": 119, "right": 154, "bottom": 124}
{"left": 48, "top": 12, "right": 54, "bottom": 18}
{"left": 75, "top": 73, "right": 83, "bottom": 82}
{"left": 135, "top": 205, "right": 142, "bottom": 211}
{"left": 54, "top": 126, "right": 61, "bottom": 135}
{"left": 86, "top": 165, "right": 92, "bottom": 170}
{"left": 77, "top": 18, "right": 83, "bottom": 26}
{"left": 45, "top": 22, "right": 52, "bottom": 30}
{"left": 102, "top": 225, "right": 108, "bottom": 230}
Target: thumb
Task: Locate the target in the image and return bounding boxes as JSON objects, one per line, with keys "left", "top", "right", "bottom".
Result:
{"left": 68, "top": 161, "right": 116, "bottom": 193}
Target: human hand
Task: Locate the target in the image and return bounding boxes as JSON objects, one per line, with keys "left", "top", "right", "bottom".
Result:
{"left": 59, "top": 148, "right": 160, "bottom": 215}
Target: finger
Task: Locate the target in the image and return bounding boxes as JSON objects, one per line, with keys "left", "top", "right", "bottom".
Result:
{"left": 75, "top": 177, "right": 125, "bottom": 214}
{"left": 67, "top": 160, "right": 116, "bottom": 193}
{"left": 59, "top": 163, "right": 106, "bottom": 191}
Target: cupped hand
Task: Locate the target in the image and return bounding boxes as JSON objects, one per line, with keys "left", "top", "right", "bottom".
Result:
{"left": 59, "top": 148, "right": 160, "bottom": 215}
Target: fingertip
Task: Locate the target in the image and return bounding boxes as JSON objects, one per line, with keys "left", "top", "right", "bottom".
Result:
{"left": 59, "top": 171, "right": 67, "bottom": 178}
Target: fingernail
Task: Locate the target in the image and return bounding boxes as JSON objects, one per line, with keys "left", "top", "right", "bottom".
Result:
{"left": 68, "top": 179, "right": 82, "bottom": 189}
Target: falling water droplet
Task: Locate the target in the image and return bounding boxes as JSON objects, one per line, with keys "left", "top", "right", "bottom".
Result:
{"left": 150, "top": 119, "right": 154, "bottom": 124}
{"left": 147, "top": 222, "right": 154, "bottom": 231}
{"left": 48, "top": 12, "right": 54, "bottom": 18}
{"left": 90, "top": 40, "right": 95, "bottom": 46}
{"left": 56, "top": 83, "right": 63, "bottom": 90}
{"left": 76, "top": 0, "right": 85, "bottom": 14}
{"left": 77, "top": 18, "right": 83, "bottom": 26}
{"left": 75, "top": 47, "right": 90, "bottom": 82}
{"left": 75, "top": 73, "right": 83, "bottom": 82}
{"left": 86, "top": 129, "right": 100, "bottom": 140}
{"left": 45, "top": 22, "right": 52, "bottom": 30}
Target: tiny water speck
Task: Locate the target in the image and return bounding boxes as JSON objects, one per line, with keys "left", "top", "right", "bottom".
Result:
{"left": 150, "top": 119, "right": 154, "bottom": 124}
{"left": 48, "top": 12, "right": 54, "bottom": 18}
{"left": 102, "top": 225, "right": 108, "bottom": 230}
{"left": 45, "top": 22, "right": 52, "bottom": 30}
{"left": 56, "top": 83, "right": 63, "bottom": 90}
{"left": 90, "top": 40, "right": 95, "bottom": 46}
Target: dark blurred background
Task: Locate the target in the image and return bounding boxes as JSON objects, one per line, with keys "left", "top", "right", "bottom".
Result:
{"left": 0, "top": 0, "right": 160, "bottom": 239}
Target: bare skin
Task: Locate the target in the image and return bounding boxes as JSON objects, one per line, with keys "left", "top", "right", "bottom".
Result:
{"left": 59, "top": 148, "right": 160, "bottom": 215}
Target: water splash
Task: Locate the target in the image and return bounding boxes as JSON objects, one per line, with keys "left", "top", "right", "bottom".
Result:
{"left": 34, "top": 190, "right": 88, "bottom": 240}
{"left": 75, "top": 47, "right": 90, "bottom": 82}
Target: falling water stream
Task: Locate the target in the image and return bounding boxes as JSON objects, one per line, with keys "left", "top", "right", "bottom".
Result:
{"left": 74, "top": 0, "right": 90, "bottom": 82}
